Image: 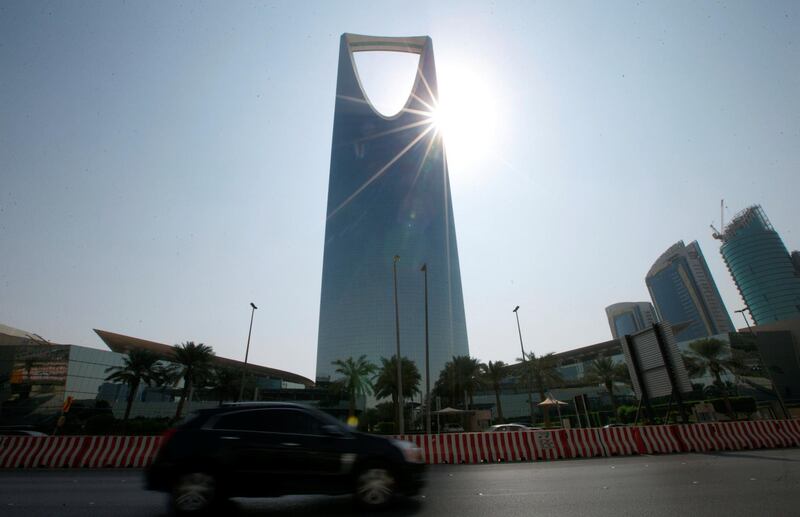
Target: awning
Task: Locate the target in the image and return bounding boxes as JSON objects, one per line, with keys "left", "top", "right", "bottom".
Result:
{"left": 432, "top": 407, "right": 471, "bottom": 415}
{"left": 537, "top": 394, "right": 568, "bottom": 407}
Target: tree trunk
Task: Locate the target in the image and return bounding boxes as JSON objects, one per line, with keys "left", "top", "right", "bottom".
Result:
{"left": 392, "top": 393, "right": 399, "bottom": 434}
{"left": 494, "top": 385, "right": 504, "bottom": 424}
{"left": 606, "top": 380, "right": 618, "bottom": 418}
{"left": 175, "top": 378, "right": 191, "bottom": 420}
{"left": 349, "top": 391, "right": 356, "bottom": 418}
{"left": 123, "top": 380, "right": 140, "bottom": 421}
{"left": 714, "top": 371, "right": 735, "bottom": 420}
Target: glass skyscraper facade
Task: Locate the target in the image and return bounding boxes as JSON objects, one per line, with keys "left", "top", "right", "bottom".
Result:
{"left": 715, "top": 205, "right": 800, "bottom": 325}
{"left": 316, "top": 34, "right": 469, "bottom": 385}
{"left": 605, "top": 302, "right": 658, "bottom": 339}
{"left": 646, "top": 240, "right": 734, "bottom": 342}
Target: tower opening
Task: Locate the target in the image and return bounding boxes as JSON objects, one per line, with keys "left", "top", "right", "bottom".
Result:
{"left": 352, "top": 51, "right": 420, "bottom": 117}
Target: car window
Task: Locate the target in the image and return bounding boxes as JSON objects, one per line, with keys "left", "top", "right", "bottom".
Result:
{"left": 273, "top": 409, "right": 323, "bottom": 435}
{"left": 214, "top": 410, "right": 267, "bottom": 432}
{"left": 214, "top": 408, "right": 323, "bottom": 435}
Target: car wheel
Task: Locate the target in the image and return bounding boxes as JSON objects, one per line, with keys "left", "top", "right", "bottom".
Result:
{"left": 355, "top": 466, "right": 396, "bottom": 508}
{"left": 171, "top": 471, "right": 218, "bottom": 515}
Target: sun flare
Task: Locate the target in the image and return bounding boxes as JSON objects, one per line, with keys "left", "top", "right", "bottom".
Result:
{"left": 431, "top": 67, "right": 498, "bottom": 173}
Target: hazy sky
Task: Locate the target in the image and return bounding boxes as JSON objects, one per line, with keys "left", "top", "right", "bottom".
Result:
{"left": 2, "top": 1, "right": 798, "bottom": 381}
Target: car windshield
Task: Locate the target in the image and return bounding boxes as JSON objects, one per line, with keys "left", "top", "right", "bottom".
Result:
{"left": 1, "top": 2, "right": 797, "bottom": 516}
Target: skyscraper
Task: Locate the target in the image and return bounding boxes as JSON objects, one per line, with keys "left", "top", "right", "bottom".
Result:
{"left": 605, "top": 302, "right": 658, "bottom": 339}
{"left": 713, "top": 205, "right": 800, "bottom": 325}
{"left": 645, "top": 240, "right": 734, "bottom": 342}
{"left": 316, "top": 34, "right": 469, "bottom": 385}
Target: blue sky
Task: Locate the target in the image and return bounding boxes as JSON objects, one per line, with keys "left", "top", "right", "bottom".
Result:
{"left": 2, "top": 1, "right": 798, "bottom": 381}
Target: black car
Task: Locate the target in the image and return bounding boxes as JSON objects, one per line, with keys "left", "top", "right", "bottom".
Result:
{"left": 146, "top": 402, "right": 425, "bottom": 514}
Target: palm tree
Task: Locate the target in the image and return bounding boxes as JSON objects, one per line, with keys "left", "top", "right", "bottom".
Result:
{"left": 23, "top": 357, "right": 41, "bottom": 383}
{"left": 171, "top": 342, "right": 215, "bottom": 420}
{"left": 207, "top": 366, "right": 240, "bottom": 406}
{"left": 518, "top": 352, "right": 563, "bottom": 427}
{"left": 373, "top": 356, "right": 421, "bottom": 429}
{"left": 105, "top": 349, "right": 162, "bottom": 421}
{"left": 332, "top": 355, "right": 377, "bottom": 419}
{"left": 433, "top": 355, "right": 482, "bottom": 408}
{"left": 688, "top": 338, "right": 741, "bottom": 420}
{"left": 682, "top": 353, "right": 705, "bottom": 379}
{"left": 585, "top": 356, "right": 628, "bottom": 415}
{"left": 480, "top": 361, "right": 508, "bottom": 424}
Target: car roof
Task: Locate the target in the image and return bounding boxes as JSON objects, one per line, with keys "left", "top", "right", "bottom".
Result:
{"left": 219, "top": 401, "right": 310, "bottom": 409}
{"left": 182, "top": 402, "right": 317, "bottom": 425}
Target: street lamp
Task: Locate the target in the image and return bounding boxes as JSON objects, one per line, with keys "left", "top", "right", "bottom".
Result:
{"left": 421, "top": 263, "right": 431, "bottom": 435}
{"left": 513, "top": 305, "right": 535, "bottom": 425}
{"left": 734, "top": 308, "right": 788, "bottom": 418}
{"left": 392, "top": 255, "right": 404, "bottom": 434}
{"left": 513, "top": 306, "right": 524, "bottom": 357}
{"left": 238, "top": 302, "right": 257, "bottom": 402}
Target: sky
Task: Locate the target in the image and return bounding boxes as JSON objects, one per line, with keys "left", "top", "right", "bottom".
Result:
{"left": 2, "top": 1, "right": 799, "bottom": 382}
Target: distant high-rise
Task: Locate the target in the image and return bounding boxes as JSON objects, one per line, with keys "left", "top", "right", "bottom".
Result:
{"left": 646, "top": 240, "right": 735, "bottom": 342}
{"left": 713, "top": 205, "right": 800, "bottom": 325}
{"left": 605, "top": 302, "right": 658, "bottom": 339}
{"left": 791, "top": 251, "right": 800, "bottom": 277}
{"left": 316, "top": 34, "right": 469, "bottom": 384}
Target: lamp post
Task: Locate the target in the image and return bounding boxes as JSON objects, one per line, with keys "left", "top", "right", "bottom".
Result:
{"left": 734, "top": 308, "right": 788, "bottom": 418}
{"left": 393, "top": 255, "right": 404, "bottom": 434}
{"left": 238, "top": 302, "right": 257, "bottom": 402}
{"left": 421, "top": 263, "right": 431, "bottom": 435}
{"left": 513, "top": 306, "right": 535, "bottom": 425}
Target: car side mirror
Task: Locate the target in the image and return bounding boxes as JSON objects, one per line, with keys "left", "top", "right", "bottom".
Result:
{"left": 321, "top": 424, "right": 347, "bottom": 437}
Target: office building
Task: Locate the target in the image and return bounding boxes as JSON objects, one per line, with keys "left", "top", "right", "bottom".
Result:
{"left": 605, "top": 302, "right": 658, "bottom": 339}
{"left": 0, "top": 325, "right": 312, "bottom": 425}
{"left": 316, "top": 34, "right": 469, "bottom": 384}
{"left": 714, "top": 205, "right": 800, "bottom": 325}
{"left": 646, "top": 240, "right": 734, "bottom": 342}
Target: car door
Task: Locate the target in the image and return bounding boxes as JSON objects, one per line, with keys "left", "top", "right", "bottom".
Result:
{"left": 210, "top": 408, "right": 287, "bottom": 495}
{"left": 210, "top": 407, "right": 354, "bottom": 496}
{"left": 265, "top": 408, "right": 355, "bottom": 494}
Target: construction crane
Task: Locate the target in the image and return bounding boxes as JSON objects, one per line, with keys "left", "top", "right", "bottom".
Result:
{"left": 711, "top": 198, "right": 725, "bottom": 240}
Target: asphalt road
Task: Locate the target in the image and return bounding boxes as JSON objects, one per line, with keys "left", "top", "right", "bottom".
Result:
{"left": 1, "top": 449, "right": 799, "bottom": 517}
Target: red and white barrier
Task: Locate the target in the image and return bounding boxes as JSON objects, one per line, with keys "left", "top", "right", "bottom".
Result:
{"left": 597, "top": 426, "right": 639, "bottom": 456}
{"left": 635, "top": 425, "right": 682, "bottom": 454}
{"left": 782, "top": 419, "right": 800, "bottom": 446}
{"left": 563, "top": 428, "right": 605, "bottom": 458}
{"left": 3, "top": 419, "right": 798, "bottom": 469}
{"left": 394, "top": 430, "right": 572, "bottom": 464}
{"left": 0, "top": 435, "right": 162, "bottom": 469}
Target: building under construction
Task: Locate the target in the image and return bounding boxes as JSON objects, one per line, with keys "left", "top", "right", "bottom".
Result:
{"left": 713, "top": 205, "right": 800, "bottom": 325}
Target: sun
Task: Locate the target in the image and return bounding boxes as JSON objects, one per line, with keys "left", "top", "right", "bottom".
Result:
{"left": 430, "top": 66, "right": 498, "bottom": 174}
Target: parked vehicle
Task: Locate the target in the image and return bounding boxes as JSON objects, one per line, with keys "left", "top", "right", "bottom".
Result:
{"left": 488, "top": 423, "right": 533, "bottom": 432}
{"left": 145, "top": 402, "right": 425, "bottom": 514}
{"left": 0, "top": 429, "right": 47, "bottom": 436}
{"left": 441, "top": 423, "right": 465, "bottom": 433}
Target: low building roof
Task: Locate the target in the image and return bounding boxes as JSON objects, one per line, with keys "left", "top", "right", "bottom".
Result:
{"left": 93, "top": 329, "right": 314, "bottom": 388}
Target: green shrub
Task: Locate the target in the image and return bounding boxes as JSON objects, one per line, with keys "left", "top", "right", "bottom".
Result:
{"left": 83, "top": 413, "right": 117, "bottom": 435}
{"left": 616, "top": 405, "right": 638, "bottom": 424}
{"left": 122, "top": 417, "right": 172, "bottom": 435}
{"left": 709, "top": 397, "right": 757, "bottom": 414}
{"left": 375, "top": 421, "right": 395, "bottom": 434}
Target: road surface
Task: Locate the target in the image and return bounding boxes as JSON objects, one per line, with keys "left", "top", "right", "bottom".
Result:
{"left": 1, "top": 449, "right": 798, "bottom": 516}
